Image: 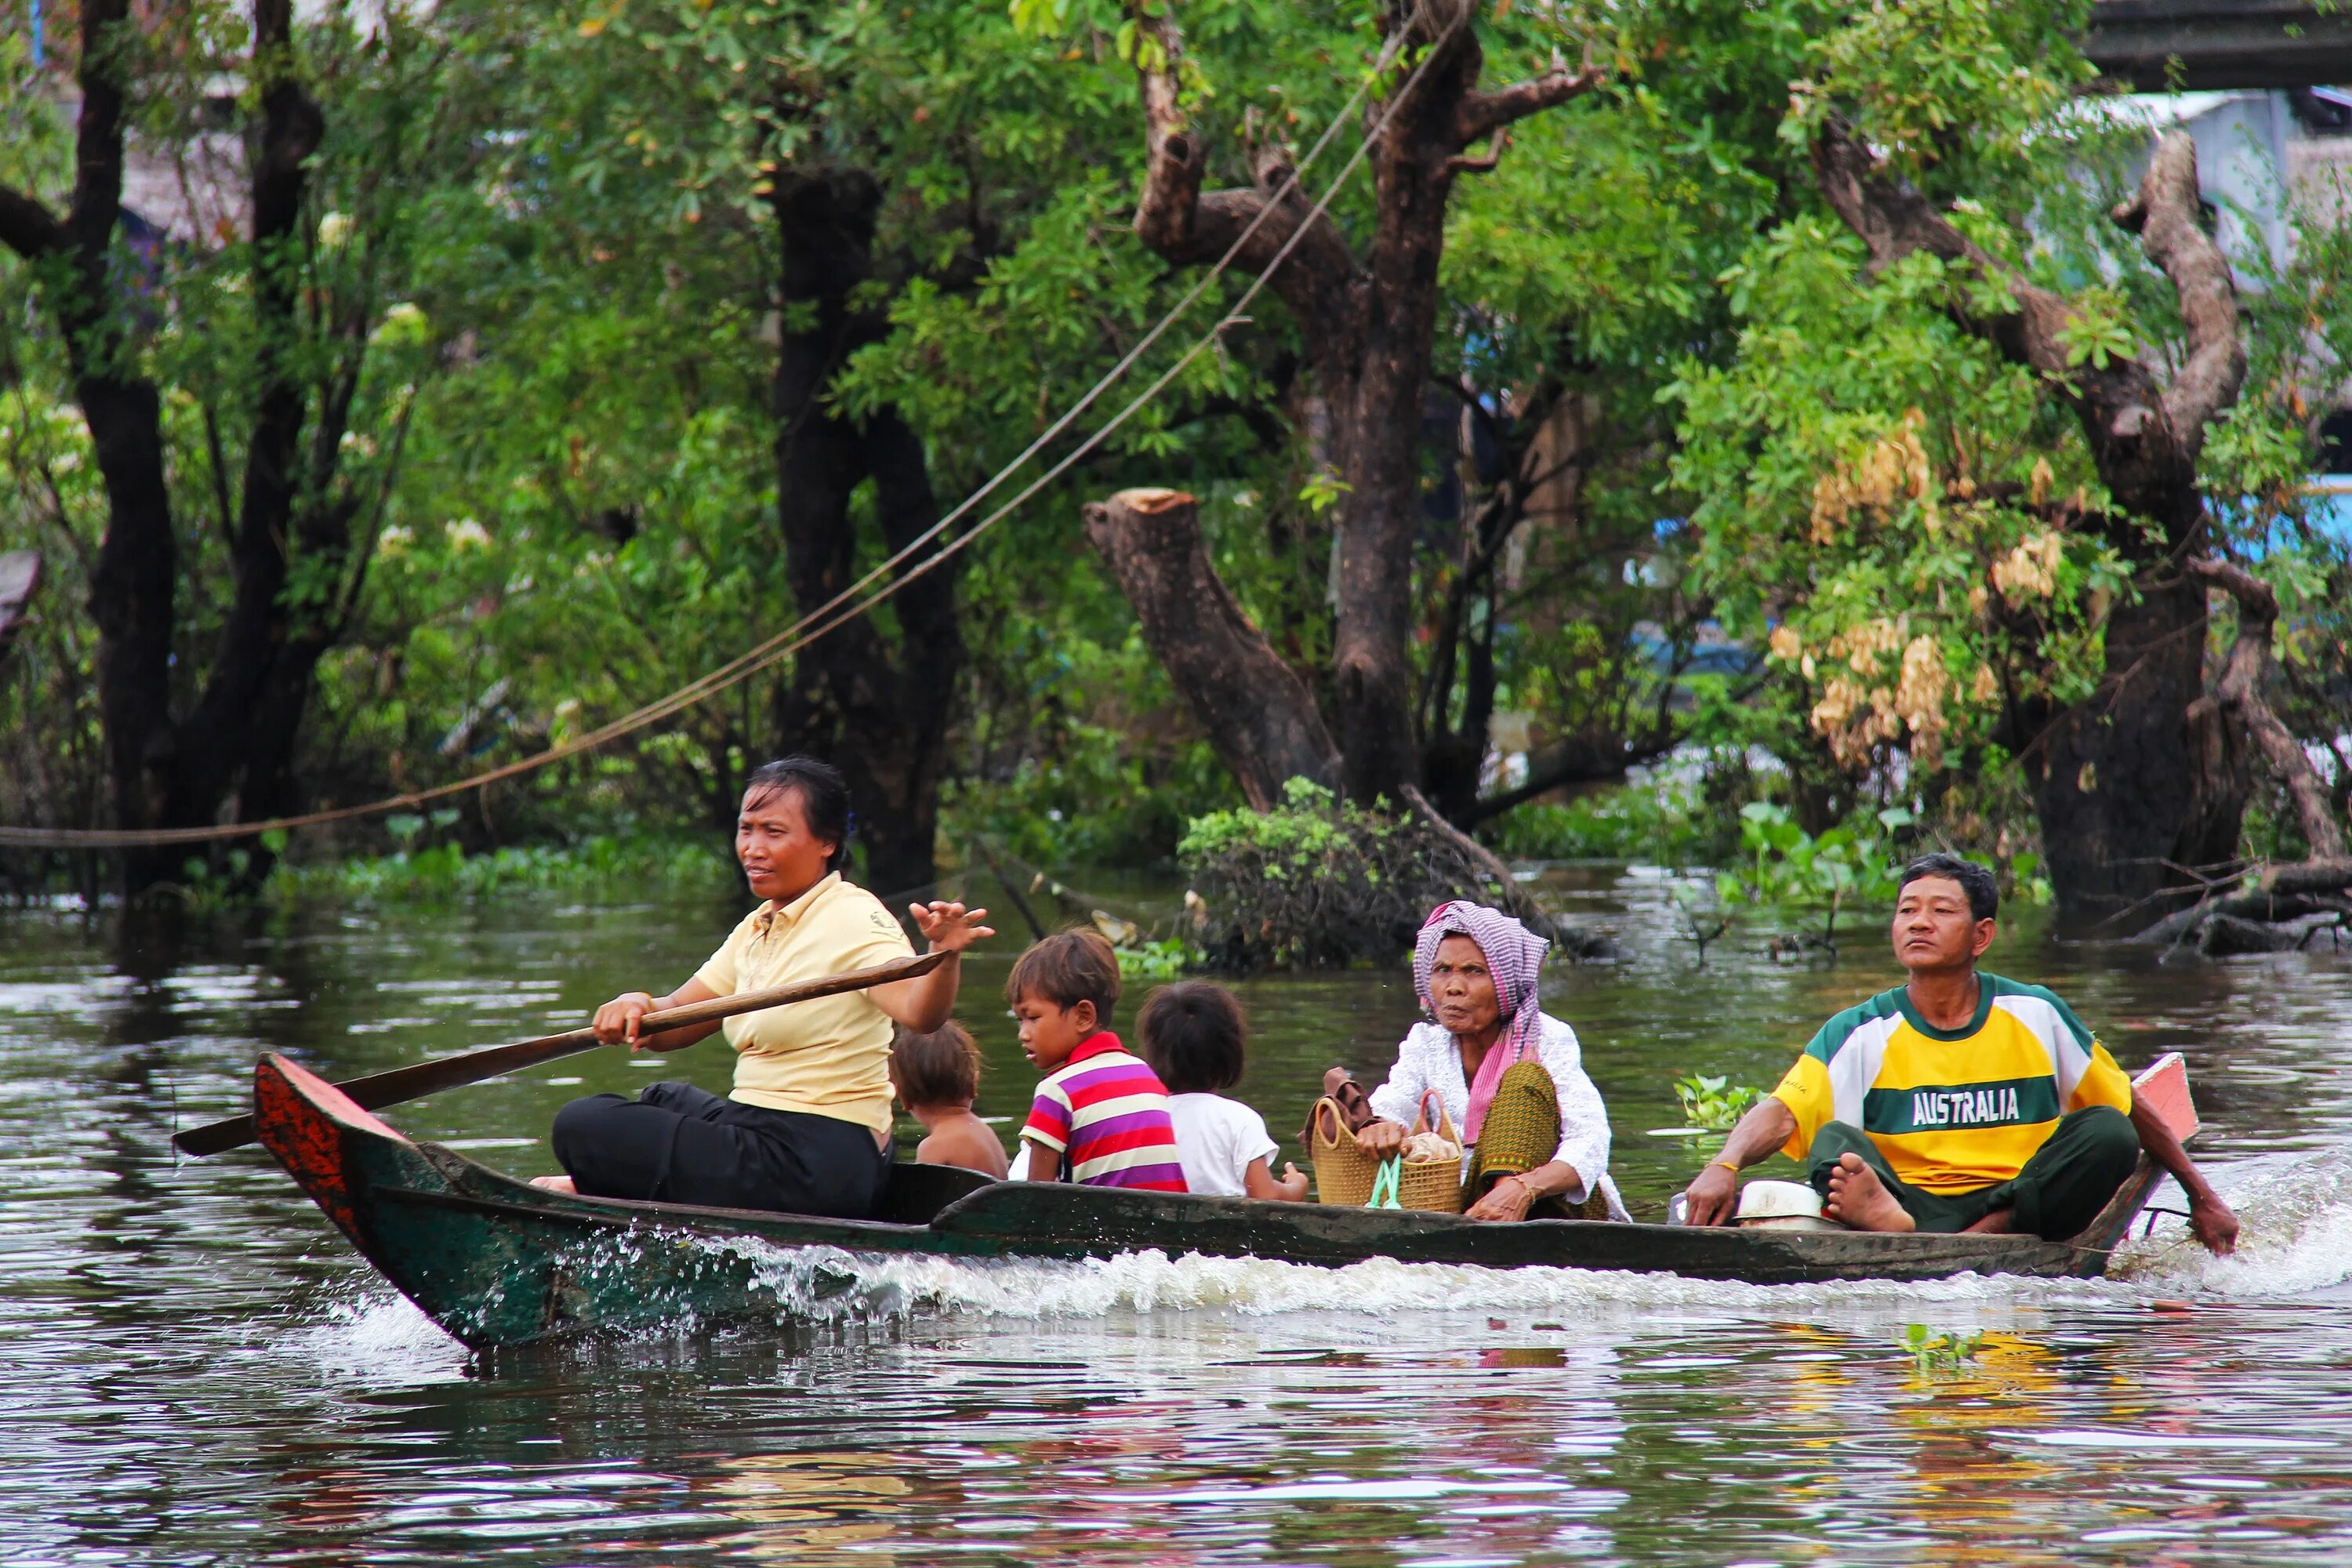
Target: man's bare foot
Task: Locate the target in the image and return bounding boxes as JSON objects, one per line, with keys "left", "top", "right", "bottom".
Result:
{"left": 1824, "top": 1152, "right": 1915, "bottom": 1233}
{"left": 1961, "top": 1208, "right": 2015, "bottom": 1236}
{"left": 529, "top": 1174, "right": 576, "bottom": 1195}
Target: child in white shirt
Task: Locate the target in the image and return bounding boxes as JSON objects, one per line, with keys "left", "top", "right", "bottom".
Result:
{"left": 1137, "top": 982, "right": 1308, "bottom": 1201}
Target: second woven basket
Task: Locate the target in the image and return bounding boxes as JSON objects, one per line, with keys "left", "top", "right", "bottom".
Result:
{"left": 1308, "top": 1094, "right": 1378, "bottom": 1206}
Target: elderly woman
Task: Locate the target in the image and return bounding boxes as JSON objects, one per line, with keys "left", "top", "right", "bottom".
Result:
{"left": 534, "top": 754, "right": 990, "bottom": 1218}
{"left": 1355, "top": 901, "right": 1626, "bottom": 1222}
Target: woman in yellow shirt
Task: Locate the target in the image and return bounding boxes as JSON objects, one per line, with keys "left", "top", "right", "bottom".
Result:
{"left": 538, "top": 756, "right": 991, "bottom": 1217}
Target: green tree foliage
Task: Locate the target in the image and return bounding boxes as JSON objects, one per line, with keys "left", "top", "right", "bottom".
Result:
{"left": 1671, "top": 0, "right": 2352, "bottom": 882}
{"left": 4, "top": 0, "right": 2347, "bottom": 903}
{"left": 0, "top": 4, "right": 485, "bottom": 880}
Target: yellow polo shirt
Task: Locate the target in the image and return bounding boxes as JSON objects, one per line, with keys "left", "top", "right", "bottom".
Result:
{"left": 691, "top": 872, "right": 914, "bottom": 1135}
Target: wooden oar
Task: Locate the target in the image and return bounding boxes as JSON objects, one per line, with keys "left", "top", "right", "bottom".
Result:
{"left": 174, "top": 949, "right": 949, "bottom": 1157}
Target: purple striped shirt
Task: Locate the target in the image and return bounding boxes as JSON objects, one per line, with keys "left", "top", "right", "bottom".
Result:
{"left": 1021, "top": 1033, "right": 1188, "bottom": 1191}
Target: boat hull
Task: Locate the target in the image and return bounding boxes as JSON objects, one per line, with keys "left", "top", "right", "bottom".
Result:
{"left": 252, "top": 1053, "right": 2172, "bottom": 1350}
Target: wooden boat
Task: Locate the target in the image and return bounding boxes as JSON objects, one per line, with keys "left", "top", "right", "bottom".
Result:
{"left": 254, "top": 1051, "right": 2197, "bottom": 1351}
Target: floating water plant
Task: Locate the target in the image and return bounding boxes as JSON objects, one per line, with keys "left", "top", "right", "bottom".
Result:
{"left": 1674, "top": 1073, "right": 1761, "bottom": 1132}
{"left": 1901, "top": 1324, "right": 1986, "bottom": 1374}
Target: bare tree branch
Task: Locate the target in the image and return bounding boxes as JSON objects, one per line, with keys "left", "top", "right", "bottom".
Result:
{"left": 2188, "top": 555, "right": 2347, "bottom": 857}
{"left": 2114, "top": 130, "right": 2246, "bottom": 451}
{"left": 1443, "top": 128, "right": 1511, "bottom": 178}
{"left": 1811, "top": 114, "right": 2234, "bottom": 538}
{"left": 1083, "top": 488, "right": 1340, "bottom": 809}
{"left": 1129, "top": 8, "right": 1359, "bottom": 356}
{"left": 1465, "top": 731, "right": 1677, "bottom": 826}
{"left": 1392, "top": 782, "right": 1615, "bottom": 959}
{"left": 1454, "top": 62, "right": 1604, "bottom": 145}
{"left": 1812, "top": 116, "right": 2080, "bottom": 384}
{"left": 0, "top": 186, "right": 68, "bottom": 261}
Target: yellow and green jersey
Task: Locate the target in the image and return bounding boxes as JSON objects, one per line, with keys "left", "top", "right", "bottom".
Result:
{"left": 1769, "top": 974, "right": 2134, "bottom": 1193}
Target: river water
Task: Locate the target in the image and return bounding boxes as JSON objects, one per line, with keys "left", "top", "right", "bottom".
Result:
{"left": 5, "top": 867, "right": 2351, "bottom": 1565}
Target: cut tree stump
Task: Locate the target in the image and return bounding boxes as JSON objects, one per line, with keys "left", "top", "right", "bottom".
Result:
{"left": 1082, "top": 488, "right": 1340, "bottom": 811}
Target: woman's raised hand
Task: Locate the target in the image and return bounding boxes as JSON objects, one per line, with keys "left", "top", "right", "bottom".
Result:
{"left": 909, "top": 901, "right": 996, "bottom": 954}
{"left": 591, "top": 991, "right": 657, "bottom": 1048}
{"left": 1353, "top": 1119, "right": 1408, "bottom": 1160}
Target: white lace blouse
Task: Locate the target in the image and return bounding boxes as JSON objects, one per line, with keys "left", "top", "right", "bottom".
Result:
{"left": 1367, "top": 1014, "right": 1628, "bottom": 1220}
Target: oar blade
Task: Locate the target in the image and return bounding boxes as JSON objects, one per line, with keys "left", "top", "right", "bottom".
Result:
{"left": 175, "top": 1112, "right": 259, "bottom": 1158}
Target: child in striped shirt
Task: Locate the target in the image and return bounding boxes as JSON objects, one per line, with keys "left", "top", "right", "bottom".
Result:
{"left": 1011, "top": 930, "right": 1188, "bottom": 1192}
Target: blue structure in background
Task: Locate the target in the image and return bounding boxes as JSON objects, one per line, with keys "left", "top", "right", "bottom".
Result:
{"left": 2300, "top": 477, "right": 2352, "bottom": 552}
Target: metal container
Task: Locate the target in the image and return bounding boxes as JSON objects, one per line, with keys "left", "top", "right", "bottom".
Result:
{"left": 1734, "top": 1178, "right": 1838, "bottom": 1232}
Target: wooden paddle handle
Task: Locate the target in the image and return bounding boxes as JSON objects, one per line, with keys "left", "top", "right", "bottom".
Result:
{"left": 175, "top": 947, "right": 950, "bottom": 1157}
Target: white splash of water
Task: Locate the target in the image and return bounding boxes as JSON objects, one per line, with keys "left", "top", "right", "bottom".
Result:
{"left": 714, "top": 1145, "right": 2352, "bottom": 1327}
{"left": 279, "top": 1287, "right": 471, "bottom": 1381}
{"left": 713, "top": 1239, "right": 2118, "bottom": 1328}
{"left": 2111, "top": 1144, "right": 2352, "bottom": 1297}
{"left": 281, "top": 1144, "right": 2352, "bottom": 1363}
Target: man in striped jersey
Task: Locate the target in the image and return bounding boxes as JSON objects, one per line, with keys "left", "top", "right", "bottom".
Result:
{"left": 1682, "top": 855, "right": 2238, "bottom": 1251}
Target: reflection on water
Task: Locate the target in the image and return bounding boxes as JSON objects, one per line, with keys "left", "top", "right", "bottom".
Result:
{"left": 2, "top": 871, "right": 2351, "bottom": 1563}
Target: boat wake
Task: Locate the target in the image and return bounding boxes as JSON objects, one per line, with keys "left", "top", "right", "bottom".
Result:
{"left": 2110, "top": 1142, "right": 2352, "bottom": 1297}
{"left": 283, "top": 1144, "right": 2352, "bottom": 1363}
{"left": 720, "top": 1240, "right": 2092, "bottom": 1324}
{"left": 713, "top": 1142, "right": 2352, "bottom": 1326}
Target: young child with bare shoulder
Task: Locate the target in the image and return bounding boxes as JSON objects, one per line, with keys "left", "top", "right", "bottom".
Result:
{"left": 889, "top": 1022, "right": 1009, "bottom": 1180}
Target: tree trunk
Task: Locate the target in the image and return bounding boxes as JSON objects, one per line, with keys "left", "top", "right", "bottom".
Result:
{"left": 2188, "top": 555, "right": 2347, "bottom": 858}
{"left": 0, "top": 2, "right": 387, "bottom": 892}
{"left": 1082, "top": 488, "right": 1340, "bottom": 809}
{"left": 167, "top": 3, "right": 343, "bottom": 886}
{"left": 1127, "top": 0, "right": 1600, "bottom": 808}
{"left": 2032, "top": 575, "right": 2245, "bottom": 914}
{"left": 768, "top": 167, "right": 961, "bottom": 900}
{"left": 1814, "top": 124, "right": 2253, "bottom": 921}
{"left": 12, "top": 0, "right": 185, "bottom": 886}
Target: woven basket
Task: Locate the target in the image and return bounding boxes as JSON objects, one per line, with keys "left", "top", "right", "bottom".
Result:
{"left": 1308, "top": 1095, "right": 1378, "bottom": 1207}
{"left": 1394, "top": 1090, "right": 1465, "bottom": 1214}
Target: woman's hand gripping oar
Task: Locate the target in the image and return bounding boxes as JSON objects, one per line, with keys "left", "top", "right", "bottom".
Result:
{"left": 172, "top": 949, "right": 950, "bottom": 1157}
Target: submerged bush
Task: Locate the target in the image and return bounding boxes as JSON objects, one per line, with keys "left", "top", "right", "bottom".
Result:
{"left": 1483, "top": 776, "right": 1721, "bottom": 864}
{"left": 1178, "top": 780, "right": 1548, "bottom": 971}
{"left": 269, "top": 832, "right": 735, "bottom": 904}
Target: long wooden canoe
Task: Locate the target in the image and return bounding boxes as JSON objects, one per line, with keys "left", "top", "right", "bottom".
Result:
{"left": 252, "top": 1052, "right": 2190, "bottom": 1350}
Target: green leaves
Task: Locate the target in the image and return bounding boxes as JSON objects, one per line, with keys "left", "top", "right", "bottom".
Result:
{"left": 2054, "top": 289, "right": 2136, "bottom": 371}
{"left": 1296, "top": 468, "right": 1350, "bottom": 517}
{"left": 1718, "top": 801, "right": 1910, "bottom": 920}
{"left": 1901, "top": 1323, "right": 1987, "bottom": 1374}
{"left": 1788, "top": 0, "right": 2093, "bottom": 191}
{"left": 1669, "top": 205, "right": 2134, "bottom": 787}
{"left": 1672, "top": 1073, "right": 1760, "bottom": 1131}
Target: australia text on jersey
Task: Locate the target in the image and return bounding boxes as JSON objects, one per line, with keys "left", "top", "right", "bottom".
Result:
{"left": 1909, "top": 1087, "right": 2026, "bottom": 1127}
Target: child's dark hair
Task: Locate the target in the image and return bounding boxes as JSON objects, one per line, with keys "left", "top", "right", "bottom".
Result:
{"left": 891, "top": 1022, "right": 982, "bottom": 1107}
{"left": 1138, "top": 982, "right": 1246, "bottom": 1094}
{"left": 742, "top": 754, "right": 852, "bottom": 873}
{"left": 1004, "top": 928, "right": 1122, "bottom": 1022}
